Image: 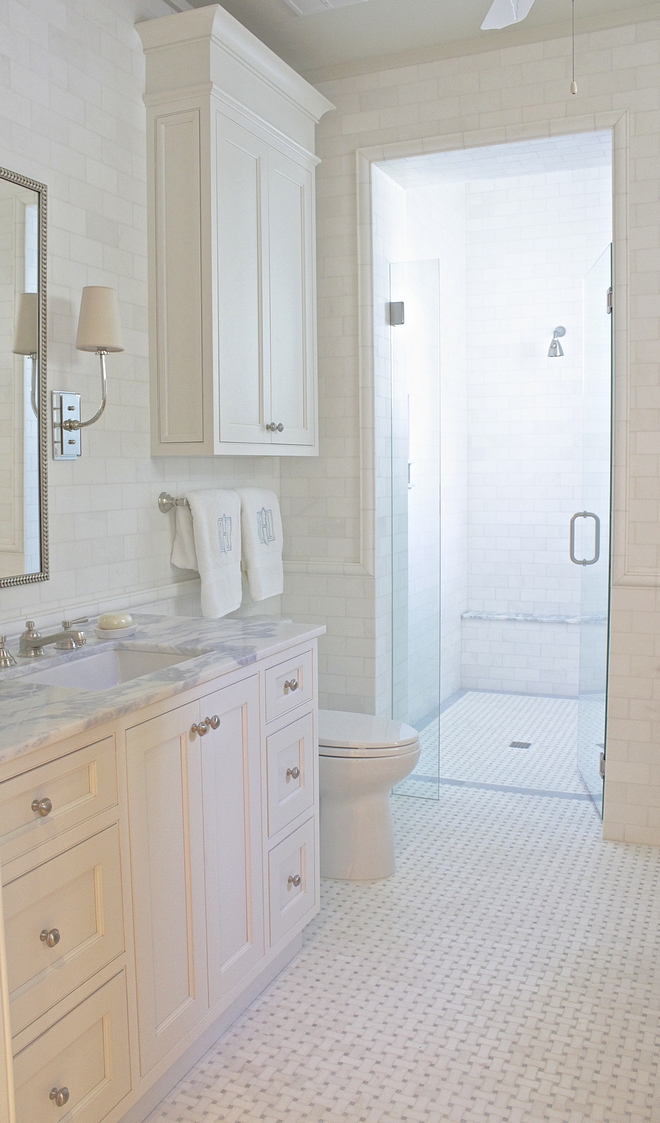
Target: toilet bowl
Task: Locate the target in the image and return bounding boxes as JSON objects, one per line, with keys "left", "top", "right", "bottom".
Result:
{"left": 318, "top": 710, "right": 420, "bottom": 881}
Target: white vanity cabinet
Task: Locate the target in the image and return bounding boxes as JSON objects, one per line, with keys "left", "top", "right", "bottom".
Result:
{"left": 0, "top": 631, "right": 320, "bottom": 1123}
{"left": 126, "top": 673, "right": 265, "bottom": 1075}
{"left": 137, "top": 6, "right": 334, "bottom": 458}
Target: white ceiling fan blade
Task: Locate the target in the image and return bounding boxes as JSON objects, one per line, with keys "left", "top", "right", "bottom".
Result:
{"left": 481, "top": 0, "right": 537, "bottom": 30}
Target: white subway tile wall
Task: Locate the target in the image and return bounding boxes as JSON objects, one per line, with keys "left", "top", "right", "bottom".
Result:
{"left": 0, "top": 0, "right": 281, "bottom": 638}
{"left": 280, "top": 20, "right": 660, "bottom": 843}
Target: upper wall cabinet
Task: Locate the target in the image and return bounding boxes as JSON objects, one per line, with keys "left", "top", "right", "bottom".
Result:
{"left": 138, "top": 6, "right": 334, "bottom": 457}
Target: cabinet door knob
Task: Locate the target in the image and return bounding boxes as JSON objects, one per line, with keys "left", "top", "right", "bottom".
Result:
{"left": 286, "top": 766, "right": 300, "bottom": 780}
{"left": 288, "top": 874, "right": 302, "bottom": 888}
{"left": 49, "top": 1087, "right": 70, "bottom": 1108}
{"left": 284, "top": 678, "right": 298, "bottom": 693}
{"left": 40, "top": 928, "right": 61, "bottom": 948}
{"left": 204, "top": 715, "right": 220, "bottom": 729}
{"left": 191, "top": 721, "right": 209, "bottom": 737}
{"left": 266, "top": 422, "right": 284, "bottom": 433}
{"left": 31, "top": 796, "right": 52, "bottom": 817}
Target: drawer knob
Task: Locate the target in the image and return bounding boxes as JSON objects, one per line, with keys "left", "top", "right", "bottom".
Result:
{"left": 191, "top": 715, "right": 221, "bottom": 737}
{"left": 288, "top": 873, "right": 302, "bottom": 888}
{"left": 31, "top": 796, "right": 52, "bottom": 817}
{"left": 286, "top": 766, "right": 300, "bottom": 780}
{"left": 284, "top": 678, "right": 298, "bottom": 693}
{"left": 49, "top": 1087, "right": 69, "bottom": 1108}
{"left": 41, "top": 928, "right": 61, "bottom": 948}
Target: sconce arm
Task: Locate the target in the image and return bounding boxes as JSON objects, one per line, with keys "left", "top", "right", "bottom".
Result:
{"left": 62, "top": 351, "right": 108, "bottom": 431}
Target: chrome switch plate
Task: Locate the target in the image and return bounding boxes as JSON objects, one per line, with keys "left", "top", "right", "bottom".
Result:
{"left": 52, "top": 391, "right": 82, "bottom": 459}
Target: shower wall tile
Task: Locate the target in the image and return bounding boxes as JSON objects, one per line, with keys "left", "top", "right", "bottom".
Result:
{"left": 461, "top": 618, "right": 581, "bottom": 697}
{"left": 464, "top": 165, "right": 612, "bottom": 692}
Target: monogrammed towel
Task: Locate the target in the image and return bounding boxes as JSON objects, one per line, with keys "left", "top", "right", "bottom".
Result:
{"left": 171, "top": 490, "right": 242, "bottom": 617}
{"left": 236, "top": 488, "right": 284, "bottom": 602}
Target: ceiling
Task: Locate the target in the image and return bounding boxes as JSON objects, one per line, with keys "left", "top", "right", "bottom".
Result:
{"left": 182, "top": 0, "right": 660, "bottom": 80}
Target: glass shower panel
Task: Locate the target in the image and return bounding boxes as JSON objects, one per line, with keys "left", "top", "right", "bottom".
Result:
{"left": 390, "top": 260, "right": 441, "bottom": 799}
{"left": 575, "top": 245, "right": 613, "bottom": 817}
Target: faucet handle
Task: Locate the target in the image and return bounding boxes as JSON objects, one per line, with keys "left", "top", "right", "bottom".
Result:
{"left": 61, "top": 616, "right": 88, "bottom": 629}
{"left": 24, "top": 621, "right": 39, "bottom": 635}
{"left": 0, "top": 637, "right": 16, "bottom": 669}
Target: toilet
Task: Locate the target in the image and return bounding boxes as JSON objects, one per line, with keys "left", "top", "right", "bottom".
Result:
{"left": 318, "top": 709, "right": 420, "bottom": 881}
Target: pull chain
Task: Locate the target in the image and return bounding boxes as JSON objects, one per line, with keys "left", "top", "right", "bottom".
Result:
{"left": 570, "top": 0, "right": 578, "bottom": 94}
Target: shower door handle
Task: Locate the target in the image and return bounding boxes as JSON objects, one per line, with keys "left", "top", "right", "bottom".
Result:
{"left": 570, "top": 511, "right": 600, "bottom": 566}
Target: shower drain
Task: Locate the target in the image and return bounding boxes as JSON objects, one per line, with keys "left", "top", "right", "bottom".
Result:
{"left": 510, "top": 741, "right": 532, "bottom": 749}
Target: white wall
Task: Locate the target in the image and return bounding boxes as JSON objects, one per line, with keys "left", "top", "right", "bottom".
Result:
{"left": 0, "top": 0, "right": 281, "bottom": 634}
{"left": 281, "top": 17, "right": 660, "bottom": 844}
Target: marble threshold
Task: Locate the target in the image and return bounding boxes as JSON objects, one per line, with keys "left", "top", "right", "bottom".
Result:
{"left": 462, "top": 611, "right": 608, "bottom": 625}
{"left": 0, "top": 614, "right": 324, "bottom": 768}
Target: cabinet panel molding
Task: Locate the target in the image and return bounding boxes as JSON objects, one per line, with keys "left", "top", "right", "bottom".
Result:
{"left": 12, "top": 972, "right": 131, "bottom": 1123}
{"left": 5, "top": 825, "right": 124, "bottom": 1038}
{"left": 126, "top": 703, "right": 208, "bottom": 1075}
{"left": 154, "top": 109, "right": 204, "bottom": 445}
{"left": 0, "top": 737, "right": 117, "bottom": 871}
{"left": 200, "top": 675, "right": 265, "bottom": 1005}
{"left": 139, "top": 8, "right": 333, "bottom": 457}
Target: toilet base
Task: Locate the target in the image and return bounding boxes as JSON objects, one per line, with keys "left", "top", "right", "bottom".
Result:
{"left": 319, "top": 748, "right": 420, "bottom": 881}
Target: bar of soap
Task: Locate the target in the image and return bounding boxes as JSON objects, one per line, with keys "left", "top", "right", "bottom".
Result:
{"left": 98, "top": 612, "right": 133, "bottom": 630}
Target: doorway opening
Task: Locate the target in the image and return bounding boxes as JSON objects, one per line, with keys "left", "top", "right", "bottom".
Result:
{"left": 373, "top": 132, "right": 613, "bottom": 815}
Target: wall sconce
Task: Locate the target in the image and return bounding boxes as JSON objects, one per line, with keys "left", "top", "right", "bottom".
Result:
{"left": 53, "top": 286, "right": 124, "bottom": 460}
{"left": 13, "top": 292, "right": 39, "bottom": 418}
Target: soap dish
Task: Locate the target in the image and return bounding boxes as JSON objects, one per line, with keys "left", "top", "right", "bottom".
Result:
{"left": 95, "top": 624, "right": 138, "bottom": 640}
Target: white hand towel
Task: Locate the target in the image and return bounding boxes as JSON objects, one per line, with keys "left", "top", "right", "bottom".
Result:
{"left": 171, "top": 490, "right": 243, "bottom": 618}
{"left": 236, "top": 488, "right": 284, "bottom": 602}
{"left": 171, "top": 504, "right": 198, "bottom": 571}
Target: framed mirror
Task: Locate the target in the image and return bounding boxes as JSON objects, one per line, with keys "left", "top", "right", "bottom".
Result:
{"left": 0, "top": 166, "right": 48, "bottom": 587}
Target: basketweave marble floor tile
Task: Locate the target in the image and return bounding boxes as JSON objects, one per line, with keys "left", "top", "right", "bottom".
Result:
{"left": 398, "top": 692, "right": 586, "bottom": 798}
{"left": 145, "top": 786, "right": 660, "bottom": 1123}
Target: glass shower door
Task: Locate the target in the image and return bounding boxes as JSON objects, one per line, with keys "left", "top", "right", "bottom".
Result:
{"left": 389, "top": 260, "right": 441, "bottom": 799}
{"left": 575, "top": 245, "right": 613, "bottom": 816}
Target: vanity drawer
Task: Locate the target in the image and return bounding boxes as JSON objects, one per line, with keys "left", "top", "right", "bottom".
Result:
{"left": 13, "top": 971, "right": 131, "bottom": 1123}
{"left": 5, "top": 824, "right": 125, "bottom": 1037}
{"left": 0, "top": 736, "right": 118, "bottom": 869}
{"left": 264, "top": 647, "right": 313, "bottom": 724}
{"left": 266, "top": 711, "right": 315, "bottom": 838}
{"left": 268, "top": 816, "right": 317, "bottom": 948}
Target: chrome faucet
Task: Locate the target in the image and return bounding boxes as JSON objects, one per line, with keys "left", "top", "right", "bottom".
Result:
{"left": 18, "top": 618, "right": 88, "bottom": 658}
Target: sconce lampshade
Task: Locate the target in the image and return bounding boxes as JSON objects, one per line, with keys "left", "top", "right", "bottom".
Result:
{"left": 75, "top": 286, "right": 124, "bottom": 353}
{"left": 13, "top": 292, "right": 38, "bottom": 355}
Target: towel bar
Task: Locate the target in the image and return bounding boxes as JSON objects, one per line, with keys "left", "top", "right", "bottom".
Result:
{"left": 158, "top": 492, "right": 190, "bottom": 513}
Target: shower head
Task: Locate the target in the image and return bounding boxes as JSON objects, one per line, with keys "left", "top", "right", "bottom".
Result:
{"left": 548, "top": 326, "right": 566, "bottom": 358}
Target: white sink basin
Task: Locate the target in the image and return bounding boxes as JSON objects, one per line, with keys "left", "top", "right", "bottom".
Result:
{"left": 27, "top": 648, "right": 196, "bottom": 691}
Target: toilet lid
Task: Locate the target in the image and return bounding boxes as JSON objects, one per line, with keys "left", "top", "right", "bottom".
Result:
{"left": 318, "top": 709, "right": 419, "bottom": 756}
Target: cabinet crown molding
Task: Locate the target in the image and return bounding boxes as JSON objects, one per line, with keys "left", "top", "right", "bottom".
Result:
{"left": 136, "top": 4, "right": 335, "bottom": 123}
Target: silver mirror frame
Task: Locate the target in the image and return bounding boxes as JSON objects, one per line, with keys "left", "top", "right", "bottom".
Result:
{"left": 0, "top": 165, "right": 49, "bottom": 588}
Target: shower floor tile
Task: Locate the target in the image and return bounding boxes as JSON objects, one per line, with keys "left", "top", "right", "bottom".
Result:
{"left": 145, "top": 787, "right": 659, "bottom": 1123}
{"left": 407, "top": 690, "right": 586, "bottom": 795}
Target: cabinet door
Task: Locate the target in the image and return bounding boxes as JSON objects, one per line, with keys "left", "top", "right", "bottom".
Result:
{"left": 268, "top": 149, "right": 316, "bottom": 448}
{"left": 214, "top": 112, "right": 271, "bottom": 447}
{"left": 126, "top": 701, "right": 208, "bottom": 1076}
{"left": 200, "top": 676, "right": 265, "bottom": 1006}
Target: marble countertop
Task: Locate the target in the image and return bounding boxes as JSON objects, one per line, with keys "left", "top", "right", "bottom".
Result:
{"left": 0, "top": 614, "right": 325, "bottom": 768}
